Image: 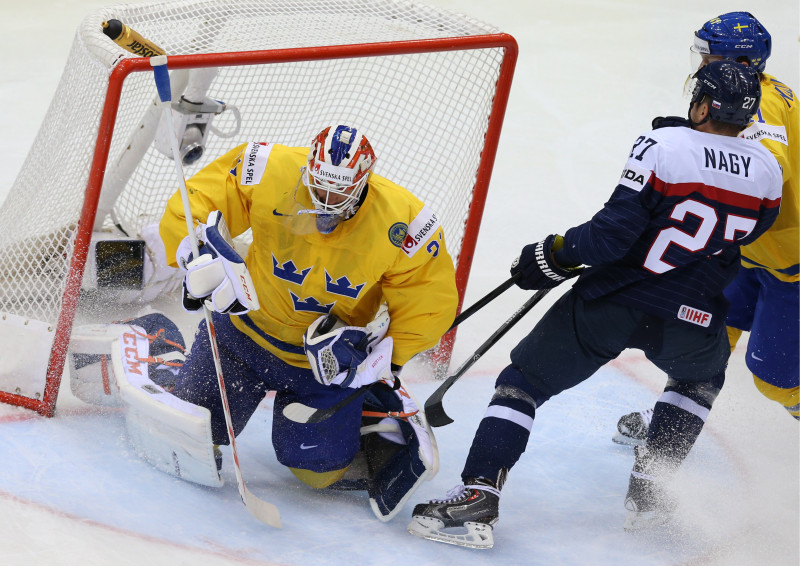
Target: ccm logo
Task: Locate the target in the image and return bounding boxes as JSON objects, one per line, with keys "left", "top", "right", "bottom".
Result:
{"left": 239, "top": 275, "right": 254, "bottom": 302}
{"left": 122, "top": 331, "right": 143, "bottom": 375}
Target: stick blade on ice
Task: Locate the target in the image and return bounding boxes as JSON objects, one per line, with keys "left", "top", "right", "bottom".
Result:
{"left": 424, "top": 395, "right": 454, "bottom": 427}
{"left": 243, "top": 486, "right": 282, "bottom": 528}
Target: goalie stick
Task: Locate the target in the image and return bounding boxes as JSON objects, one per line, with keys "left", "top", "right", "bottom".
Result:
{"left": 424, "top": 288, "right": 550, "bottom": 427}
{"left": 283, "top": 273, "right": 522, "bottom": 425}
{"left": 151, "top": 56, "right": 281, "bottom": 528}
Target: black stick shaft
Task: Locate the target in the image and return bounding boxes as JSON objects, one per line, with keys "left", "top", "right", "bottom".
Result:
{"left": 424, "top": 288, "right": 550, "bottom": 427}
{"left": 304, "top": 380, "right": 387, "bottom": 424}
{"left": 450, "top": 273, "right": 521, "bottom": 329}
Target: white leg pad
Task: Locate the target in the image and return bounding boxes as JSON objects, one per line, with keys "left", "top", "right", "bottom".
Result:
{"left": 115, "top": 327, "right": 223, "bottom": 487}
{"left": 68, "top": 324, "right": 129, "bottom": 407}
{"left": 70, "top": 323, "right": 222, "bottom": 487}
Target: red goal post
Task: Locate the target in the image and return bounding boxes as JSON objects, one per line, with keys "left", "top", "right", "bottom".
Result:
{"left": 0, "top": 1, "right": 517, "bottom": 417}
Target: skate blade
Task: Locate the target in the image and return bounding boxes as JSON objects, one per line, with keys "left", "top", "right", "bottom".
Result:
{"left": 611, "top": 432, "right": 644, "bottom": 447}
{"left": 623, "top": 509, "right": 673, "bottom": 532}
{"left": 407, "top": 515, "right": 494, "bottom": 549}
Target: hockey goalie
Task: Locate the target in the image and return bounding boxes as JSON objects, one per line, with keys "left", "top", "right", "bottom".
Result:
{"left": 69, "top": 123, "right": 459, "bottom": 522}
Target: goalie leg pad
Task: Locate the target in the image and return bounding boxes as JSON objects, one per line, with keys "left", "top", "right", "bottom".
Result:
{"left": 69, "top": 315, "right": 219, "bottom": 486}
{"left": 68, "top": 312, "right": 186, "bottom": 406}
{"left": 327, "top": 418, "right": 406, "bottom": 491}
{"left": 363, "top": 382, "right": 439, "bottom": 522}
{"left": 112, "top": 323, "right": 221, "bottom": 487}
{"left": 69, "top": 323, "right": 130, "bottom": 407}
{"left": 368, "top": 418, "right": 433, "bottom": 521}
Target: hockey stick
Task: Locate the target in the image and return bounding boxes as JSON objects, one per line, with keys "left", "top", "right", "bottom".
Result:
{"left": 452, "top": 272, "right": 521, "bottom": 327}
{"left": 282, "top": 274, "right": 522, "bottom": 425}
{"left": 151, "top": 56, "right": 281, "bottom": 528}
{"left": 424, "top": 288, "right": 551, "bottom": 427}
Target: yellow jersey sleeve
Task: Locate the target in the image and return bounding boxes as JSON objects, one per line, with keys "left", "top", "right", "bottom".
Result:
{"left": 739, "top": 74, "right": 799, "bottom": 282}
{"left": 159, "top": 143, "right": 255, "bottom": 267}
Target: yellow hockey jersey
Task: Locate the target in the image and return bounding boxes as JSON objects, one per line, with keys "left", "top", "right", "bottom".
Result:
{"left": 160, "top": 142, "right": 458, "bottom": 368}
{"left": 739, "top": 74, "right": 799, "bottom": 282}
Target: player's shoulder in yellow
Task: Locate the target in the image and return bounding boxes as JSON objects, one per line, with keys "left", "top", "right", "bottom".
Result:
{"left": 365, "top": 173, "right": 425, "bottom": 217}
{"left": 758, "top": 73, "right": 797, "bottom": 126}
{"left": 741, "top": 74, "right": 797, "bottom": 153}
{"left": 363, "top": 173, "right": 446, "bottom": 249}
{"left": 762, "top": 73, "right": 796, "bottom": 110}
{"left": 225, "top": 142, "right": 307, "bottom": 186}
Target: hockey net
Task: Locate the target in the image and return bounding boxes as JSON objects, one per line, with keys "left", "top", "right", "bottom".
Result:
{"left": 0, "top": 0, "right": 516, "bottom": 416}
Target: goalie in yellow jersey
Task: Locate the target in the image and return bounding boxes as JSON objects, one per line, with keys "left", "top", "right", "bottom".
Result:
{"left": 151, "top": 124, "right": 457, "bottom": 520}
{"left": 615, "top": 12, "right": 799, "bottom": 446}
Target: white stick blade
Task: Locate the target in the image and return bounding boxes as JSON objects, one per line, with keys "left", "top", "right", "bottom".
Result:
{"left": 243, "top": 485, "right": 282, "bottom": 528}
{"left": 282, "top": 402, "right": 316, "bottom": 423}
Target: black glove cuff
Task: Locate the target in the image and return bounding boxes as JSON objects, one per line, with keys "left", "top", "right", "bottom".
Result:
{"left": 182, "top": 287, "right": 205, "bottom": 312}
{"left": 651, "top": 115, "right": 690, "bottom": 130}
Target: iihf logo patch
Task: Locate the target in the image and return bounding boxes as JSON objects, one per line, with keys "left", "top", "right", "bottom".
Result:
{"left": 388, "top": 222, "right": 408, "bottom": 248}
{"left": 678, "top": 305, "right": 712, "bottom": 328}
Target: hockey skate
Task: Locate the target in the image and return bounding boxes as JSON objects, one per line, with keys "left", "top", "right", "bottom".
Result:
{"left": 407, "top": 477, "right": 500, "bottom": 549}
{"left": 612, "top": 408, "right": 653, "bottom": 446}
{"left": 624, "top": 445, "right": 676, "bottom": 531}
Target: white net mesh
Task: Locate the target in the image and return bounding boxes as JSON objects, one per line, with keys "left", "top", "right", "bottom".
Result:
{"left": 0, "top": 0, "right": 512, "bottom": 408}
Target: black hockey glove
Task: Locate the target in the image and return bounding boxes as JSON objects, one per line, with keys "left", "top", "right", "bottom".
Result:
{"left": 651, "top": 115, "right": 690, "bottom": 129}
{"left": 510, "top": 234, "right": 581, "bottom": 291}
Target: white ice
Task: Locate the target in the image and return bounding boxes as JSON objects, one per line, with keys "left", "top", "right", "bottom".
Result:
{"left": 0, "top": 1, "right": 798, "bottom": 565}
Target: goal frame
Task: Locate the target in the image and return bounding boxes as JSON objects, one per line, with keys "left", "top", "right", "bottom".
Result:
{"left": 0, "top": 34, "right": 517, "bottom": 417}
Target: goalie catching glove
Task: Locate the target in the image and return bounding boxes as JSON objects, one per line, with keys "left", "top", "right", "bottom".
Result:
{"left": 177, "top": 210, "right": 259, "bottom": 315}
{"left": 510, "top": 234, "right": 582, "bottom": 290}
{"left": 304, "top": 304, "right": 393, "bottom": 388}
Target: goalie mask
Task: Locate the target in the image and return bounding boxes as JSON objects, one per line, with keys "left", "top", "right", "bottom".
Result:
{"left": 301, "top": 124, "right": 376, "bottom": 233}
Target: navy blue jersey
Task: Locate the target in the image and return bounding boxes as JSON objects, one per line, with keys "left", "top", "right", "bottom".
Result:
{"left": 557, "top": 125, "right": 782, "bottom": 331}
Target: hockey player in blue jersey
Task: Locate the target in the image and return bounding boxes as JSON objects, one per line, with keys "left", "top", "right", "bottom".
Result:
{"left": 407, "top": 61, "right": 782, "bottom": 548}
{"left": 615, "top": 12, "right": 799, "bottom": 445}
